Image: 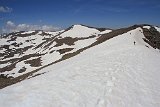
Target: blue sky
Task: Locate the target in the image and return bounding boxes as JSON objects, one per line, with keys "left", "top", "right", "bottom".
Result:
{"left": 0, "top": 0, "right": 160, "bottom": 32}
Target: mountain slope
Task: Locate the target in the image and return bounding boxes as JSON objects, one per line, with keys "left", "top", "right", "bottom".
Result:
{"left": 0, "top": 24, "right": 160, "bottom": 107}
{"left": 0, "top": 25, "right": 110, "bottom": 87}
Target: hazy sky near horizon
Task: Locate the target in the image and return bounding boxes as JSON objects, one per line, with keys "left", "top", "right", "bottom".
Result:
{"left": 0, "top": 0, "right": 160, "bottom": 33}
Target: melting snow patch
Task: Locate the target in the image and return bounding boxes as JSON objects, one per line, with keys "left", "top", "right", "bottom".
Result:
{"left": 155, "top": 26, "right": 160, "bottom": 32}
{"left": 21, "top": 31, "right": 35, "bottom": 34}
{"left": 100, "top": 30, "right": 112, "bottom": 34}
{"left": 143, "top": 26, "right": 151, "bottom": 29}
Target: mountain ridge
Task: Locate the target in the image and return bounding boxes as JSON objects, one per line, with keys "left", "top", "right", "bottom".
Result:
{"left": 0, "top": 24, "right": 160, "bottom": 89}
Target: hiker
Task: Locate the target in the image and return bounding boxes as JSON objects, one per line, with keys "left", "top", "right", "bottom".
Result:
{"left": 134, "top": 41, "right": 136, "bottom": 45}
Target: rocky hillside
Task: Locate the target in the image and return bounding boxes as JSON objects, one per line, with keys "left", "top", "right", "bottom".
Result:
{"left": 0, "top": 24, "right": 160, "bottom": 89}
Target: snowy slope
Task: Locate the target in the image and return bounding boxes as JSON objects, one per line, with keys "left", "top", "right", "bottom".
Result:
{"left": 0, "top": 25, "right": 108, "bottom": 79}
{"left": 0, "top": 26, "right": 160, "bottom": 107}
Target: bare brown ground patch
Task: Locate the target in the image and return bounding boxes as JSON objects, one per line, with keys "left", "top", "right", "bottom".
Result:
{"left": 142, "top": 27, "right": 160, "bottom": 49}
{"left": 57, "top": 48, "right": 74, "bottom": 54}
{"left": 25, "top": 57, "right": 42, "bottom": 67}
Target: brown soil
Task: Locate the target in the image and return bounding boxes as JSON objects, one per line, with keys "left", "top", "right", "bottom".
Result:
{"left": 18, "top": 67, "right": 26, "bottom": 73}
{"left": 25, "top": 57, "right": 42, "bottom": 67}
{"left": 0, "top": 63, "right": 16, "bottom": 73}
{"left": 54, "top": 37, "right": 78, "bottom": 46}
{"left": 57, "top": 48, "right": 74, "bottom": 54}
{"left": 142, "top": 27, "right": 160, "bottom": 49}
{"left": 2, "top": 46, "right": 33, "bottom": 59}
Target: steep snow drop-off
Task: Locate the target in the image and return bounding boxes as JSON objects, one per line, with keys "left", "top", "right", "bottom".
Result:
{"left": 0, "top": 26, "right": 160, "bottom": 107}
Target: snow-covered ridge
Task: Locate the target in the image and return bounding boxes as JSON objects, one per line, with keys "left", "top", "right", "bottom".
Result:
{"left": 0, "top": 24, "right": 160, "bottom": 89}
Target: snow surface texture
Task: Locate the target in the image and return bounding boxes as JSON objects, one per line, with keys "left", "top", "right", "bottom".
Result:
{"left": 0, "top": 27, "right": 160, "bottom": 107}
